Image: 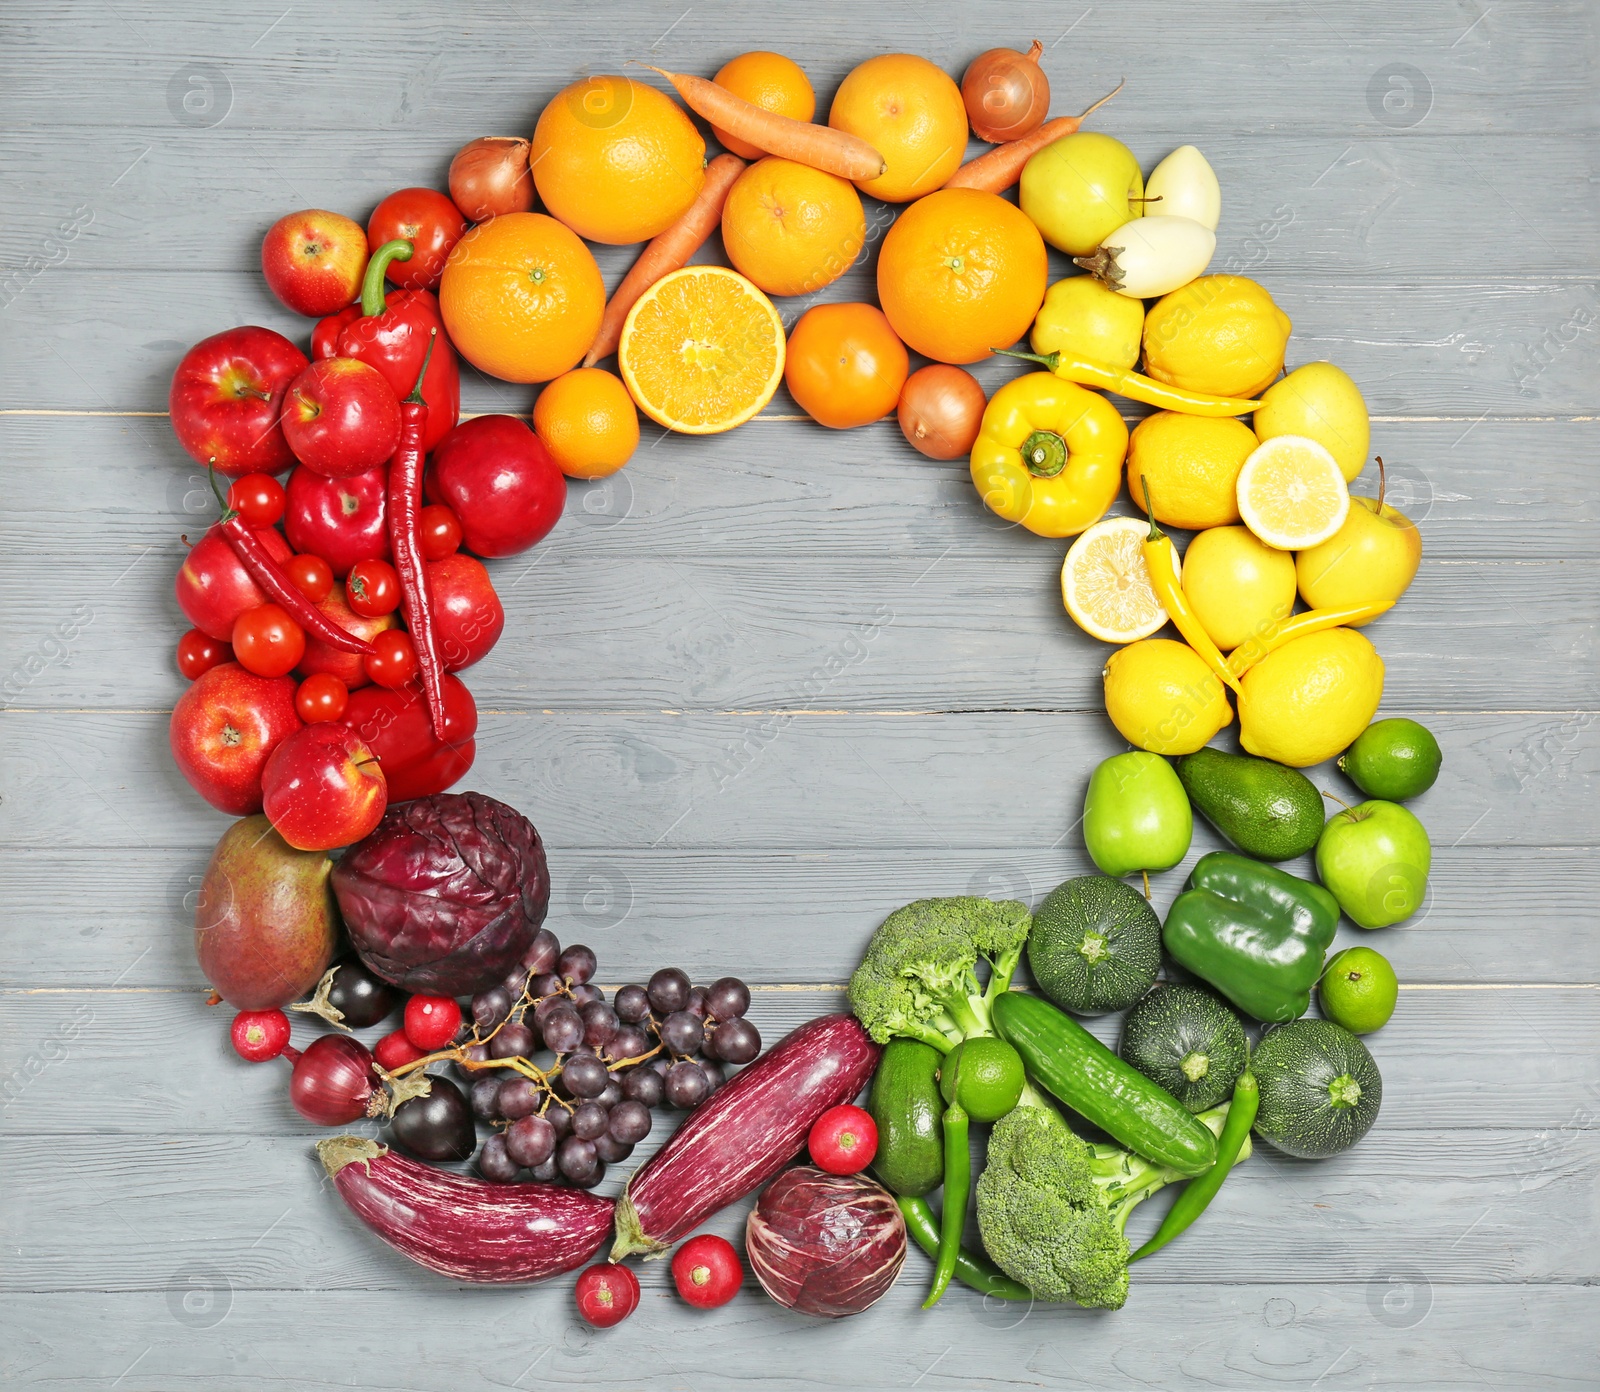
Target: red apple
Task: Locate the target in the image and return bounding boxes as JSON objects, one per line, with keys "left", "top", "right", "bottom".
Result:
{"left": 170, "top": 663, "right": 302, "bottom": 814}
{"left": 284, "top": 466, "right": 389, "bottom": 577}
{"left": 261, "top": 209, "right": 368, "bottom": 317}
{"left": 281, "top": 358, "right": 401, "bottom": 477}
{"left": 426, "top": 415, "right": 565, "bottom": 558}
{"left": 169, "top": 326, "right": 308, "bottom": 477}
{"left": 297, "top": 591, "right": 396, "bottom": 689}
{"left": 175, "top": 523, "right": 295, "bottom": 641}
{"left": 428, "top": 553, "right": 504, "bottom": 671}
{"left": 261, "top": 723, "right": 387, "bottom": 851}
{"left": 341, "top": 674, "right": 477, "bottom": 803}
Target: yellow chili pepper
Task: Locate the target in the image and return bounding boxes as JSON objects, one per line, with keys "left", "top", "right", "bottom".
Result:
{"left": 969, "top": 372, "right": 1128, "bottom": 538}
{"left": 1140, "top": 480, "right": 1243, "bottom": 696}
{"left": 1226, "top": 601, "right": 1396, "bottom": 678}
{"left": 994, "top": 347, "right": 1260, "bottom": 418}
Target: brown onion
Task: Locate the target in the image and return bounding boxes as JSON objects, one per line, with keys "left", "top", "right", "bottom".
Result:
{"left": 898, "top": 364, "right": 987, "bottom": 460}
{"left": 961, "top": 41, "right": 1051, "bottom": 143}
{"left": 448, "top": 137, "right": 535, "bottom": 222}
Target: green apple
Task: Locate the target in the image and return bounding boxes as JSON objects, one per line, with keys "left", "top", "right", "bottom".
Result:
{"left": 1315, "top": 799, "right": 1431, "bottom": 928}
{"left": 1020, "top": 132, "right": 1144, "bottom": 257}
{"left": 1083, "top": 751, "right": 1192, "bottom": 877}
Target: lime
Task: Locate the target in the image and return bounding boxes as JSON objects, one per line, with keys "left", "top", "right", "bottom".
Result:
{"left": 1319, "top": 947, "right": 1398, "bottom": 1034}
{"left": 1339, "top": 718, "right": 1442, "bottom": 801}
{"left": 939, "top": 1037, "right": 1025, "bottom": 1123}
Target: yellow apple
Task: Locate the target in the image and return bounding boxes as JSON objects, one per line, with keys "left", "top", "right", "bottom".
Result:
{"left": 1296, "top": 479, "right": 1421, "bottom": 620}
{"left": 1254, "top": 362, "right": 1369, "bottom": 482}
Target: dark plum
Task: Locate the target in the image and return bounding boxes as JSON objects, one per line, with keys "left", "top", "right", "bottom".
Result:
{"left": 390, "top": 1076, "right": 476, "bottom": 1162}
{"left": 324, "top": 959, "right": 398, "bottom": 1028}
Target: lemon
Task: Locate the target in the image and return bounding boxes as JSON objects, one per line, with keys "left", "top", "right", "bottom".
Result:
{"left": 1236, "top": 435, "right": 1350, "bottom": 549}
{"left": 1181, "top": 525, "right": 1296, "bottom": 652}
{"left": 1103, "top": 638, "right": 1232, "bottom": 755}
{"left": 1143, "top": 274, "right": 1292, "bottom": 399}
{"left": 1031, "top": 274, "right": 1145, "bottom": 371}
{"left": 1127, "top": 413, "right": 1257, "bottom": 530}
{"left": 1237, "top": 627, "right": 1384, "bottom": 767}
{"left": 1254, "top": 362, "right": 1370, "bottom": 482}
{"left": 1062, "top": 516, "right": 1172, "bottom": 643}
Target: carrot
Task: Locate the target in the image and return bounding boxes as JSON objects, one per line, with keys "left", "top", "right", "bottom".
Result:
{"left": 942, "top": 80, "right": 1124, "bottom": 193}
{"left": 583, "top": 153, "right": 747, "bottom": 367}
{"left": 635, "top": 63, "right": 886, "bottom": 182}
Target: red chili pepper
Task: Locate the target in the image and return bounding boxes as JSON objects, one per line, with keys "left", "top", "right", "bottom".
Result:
{"left": 209, "top": 468, "right": 373, "bottom": 656}
{"left": 388, "top": 332, "right": 449, "bottom": 739}
{"left": 313, "top": 239, "right": 461, "bottom": 452}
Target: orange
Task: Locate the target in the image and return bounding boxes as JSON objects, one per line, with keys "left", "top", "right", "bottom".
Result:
{"left": 618, "top": 266, "right": 785, "bottom": 434}
{"left": 534, "top": 368, "right": 640, "bottom": 479}
{"left": 439, "top": 213, "right": 604, "bottom": 384}
{"left": 721, "top": 157, "right": 866, "bottom": 298}
{"left": 828, "top": 54, "right": 968, "bottom": 203}
{"left": 785, "top": 303, "right": 909, "bottom": 429}
{"left": 711, "top": 51, "right": 816, "bottom": 158}
{"left": 876, "top": 188, "right": 1047, "bottom": 365}
{"left": 530, "top": 76, "right": 705, "bottom": 245}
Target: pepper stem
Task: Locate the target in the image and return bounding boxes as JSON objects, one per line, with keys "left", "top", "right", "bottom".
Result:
{"left": 405, "top": 328, "right": 437, "bottom": 405}
{"left": 991, "top": 346, "right": 1058, "bottom": 371}
{"left": 205, "top": 461, "right": 237, "bottom": 522}
{"left": 1140, "top": 474, "right": 1165, "bottom": 540}
{"left": 1020, "top": 429, "right": 1068, "bottom": 479}
{"left": 361, "top": 238, "right": 415, "bottom": 318}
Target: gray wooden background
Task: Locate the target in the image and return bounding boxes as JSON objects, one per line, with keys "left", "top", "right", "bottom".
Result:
{"left": 2, "top": 2, "right": 1597, "bottom": 1388}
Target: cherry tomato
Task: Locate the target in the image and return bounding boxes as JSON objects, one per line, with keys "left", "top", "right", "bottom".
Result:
{"left": 807, "top": 1104, "right": 878, "bottom": 1174}
{"left": 364, "top": 628, "right": 418, "bottom": 689}
{"left": 285, "top": 553, "right": 335, "bottom": 603}
{"left": 346, "top": 558, "right": 401, "bottom": 617}
{"left": 227, "top": 473, "right": 287, "bottom": 527}
{"left": 404, "top": 994, "right": 463, "bottom": 1051}
{"left": 231, "top": 603, "right": 306, "bottom": 678}
{"left": 295, "top": 672, "right": 349, "bottom": 724}
{"left": 176, "top": 628, "right": 231, "bottom": 681}
{"left": 367, "top": 188, "right": 469, "bottom": 291}
{"left": 417, "top": 505, "right": 463, "bottom": 561}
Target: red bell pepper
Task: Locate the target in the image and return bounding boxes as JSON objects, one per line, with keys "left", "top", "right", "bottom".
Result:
{"left": 340, "top": 672, "right": 477, "bottom": 803}
{"left": 312, "top": 238, "right": 460, "bottom": 451}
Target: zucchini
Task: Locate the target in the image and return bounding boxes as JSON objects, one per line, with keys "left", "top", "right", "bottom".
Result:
{"left": 1252, "top": 1019, "right": 1382, "bottom": 1158}
{"left": 868, "top": 1039, "right": 944, "bottom": 1196}
{"left": 992, "top": 991, "right": 1217, "bottom": 1177}
{"left": 1120, "top": 983, "right": 1248, "bottom": 1113}
{"left": 1027, "top": 875, "right": 1161, "bottom": 1016}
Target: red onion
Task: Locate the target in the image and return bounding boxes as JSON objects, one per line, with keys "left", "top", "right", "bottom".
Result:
{"left": 288, "top": 1035, "right": 381, "bottom": 1126}
{"left": 746, "top": 1166, "right": 906, "bottom": 1318}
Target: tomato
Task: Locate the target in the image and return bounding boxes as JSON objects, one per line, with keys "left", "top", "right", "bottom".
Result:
{"left": 177, "top": 628, "right": 231, "bottom": 681}
{"left": 366, "top": 188, "right": 468, "bottom": 291}
{"left": 417, "top": 505, "right": 463, "bottom": 561}
{"left": 346, "top": 558, "right": 401, "bottom": 617}
{"left": 286, "top": 553, "right": 334, "bottom": 603}
{"left": 231, "top": 603, "right": 307, "bottom": 678}
{"left": 295, "top": 672, "right": 349, "bottom": 724}
{"left": 227, "top": 473, "right": 287, "bottom": 527}
{"left": 784, "top": 303, "right": 909, "bottom": 429}
{"left": 364, "top": 628, "right": 418, "bottom": 689}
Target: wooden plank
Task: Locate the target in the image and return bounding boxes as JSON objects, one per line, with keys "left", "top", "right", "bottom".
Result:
{"left": 0, "top": 709, "right": 1586, "bottom": 851}
{"left": 3, "top": 270, "right": 1596, "bottom": 415}
{"left": 3, "top": 987, "right": 1595, "bottom": 1135}
{"left": 4, "top": 844, "right": 1595, "bottom": 987}
{"left": 6, "top": 131, "right": 1596, "bottom": 276}
{"left": 6, "top": 1284, "right": 1598, "bottom": 1391}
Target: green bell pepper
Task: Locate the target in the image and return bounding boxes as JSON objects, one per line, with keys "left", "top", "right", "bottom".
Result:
{"left": 1162, "top": 852, "right": 1339, "bottom": 1023}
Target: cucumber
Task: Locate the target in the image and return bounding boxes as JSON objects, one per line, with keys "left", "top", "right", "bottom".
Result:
{"left": 867, "top": 1038, "right": 944, "bottom": 1196}
{"left": 992, "top": 991, "right": 1218, "bottom": 1177}
{"left": 1252, "top": 1018, "right": 1382, "bottom": 1159}
{"left": 1120, "top": 983, "right": 1249, "bottom": 1113}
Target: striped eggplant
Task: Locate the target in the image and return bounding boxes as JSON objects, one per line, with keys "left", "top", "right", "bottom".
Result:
{"left": 611, "top": 1013, "right": 881, "bottom": 1260}
{"left": 317, "top": 1136, "right": 612, "bottom": 1282}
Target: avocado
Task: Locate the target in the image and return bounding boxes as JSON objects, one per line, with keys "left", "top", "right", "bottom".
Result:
{"left": 1175, "top": 747, "right": 1324, "bottom": 861}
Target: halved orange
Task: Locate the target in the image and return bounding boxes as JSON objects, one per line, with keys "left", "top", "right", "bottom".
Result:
{"left": 618, "top": 266, "right": 785, "bottom": 434}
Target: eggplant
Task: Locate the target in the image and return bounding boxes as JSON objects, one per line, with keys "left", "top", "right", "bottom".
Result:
{"left": 317, "top": 1136, "right": 612, "bottom": 1282}
{"left": 611, "top": 1013, "right": 880, "bottom": 1260}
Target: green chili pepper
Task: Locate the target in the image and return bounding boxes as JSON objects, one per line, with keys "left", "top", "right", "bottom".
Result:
{"left": 1131, "top": 1071, "right": 1259, "bottom": 1262}
{"left": 898, "top": 1195, "right": 1032, "bottom": 1302}
{"left": 923, "top": 1056, "right": 969, "bottom": 1308}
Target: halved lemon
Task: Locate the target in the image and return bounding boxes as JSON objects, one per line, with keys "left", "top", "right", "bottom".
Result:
{"left": 1062, "top": 515, "right": 1174, "bottom": 643}
{"left": 617, "top": 266, "right": 785, "bottom": 434}
{"left": 1236, "top": 435, "right": 1350, "bottom": 549}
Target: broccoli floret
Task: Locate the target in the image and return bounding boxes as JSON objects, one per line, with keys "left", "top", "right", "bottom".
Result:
{"left": 976, "top": 1102, "right": 1244, "bottom": 1310}
{"left": 847, "top": 896, "right": 1031, "bottom": 1052}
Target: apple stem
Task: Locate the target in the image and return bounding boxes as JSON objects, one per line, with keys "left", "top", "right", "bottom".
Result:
{"left": 1141, "top": 869, "right": 1151, "bottom": 900}
{"left": 1320, "top": 788, "right": 1352, "bottom": 810}
{"left": 1375, "top": 456, "right": 1387, "bottom": 510}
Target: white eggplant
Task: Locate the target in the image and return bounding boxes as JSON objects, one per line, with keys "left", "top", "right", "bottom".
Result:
{"left": 1073, "top": 215, "right": 1216, "bottom": 299}
{"left": 1145, "top": 145, "right": 1221, "bottom": 230}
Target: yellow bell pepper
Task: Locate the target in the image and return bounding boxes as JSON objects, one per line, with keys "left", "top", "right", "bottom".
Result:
{"left": 995, "top": 347, "right": 1260, "bottom": 418}
{"left": 969, "top": 372, "right": 1128, "bottom": 538}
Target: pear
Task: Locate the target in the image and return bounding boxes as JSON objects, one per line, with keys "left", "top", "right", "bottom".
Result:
{"left": 194, "top": 815, "right": 340, "bottom": 1009}
{"left": 1295, "top": 457, "right": 1422, "bottom": 620}
{"left": 1254, "top": 362, "right": 1369, "bottom": 482}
